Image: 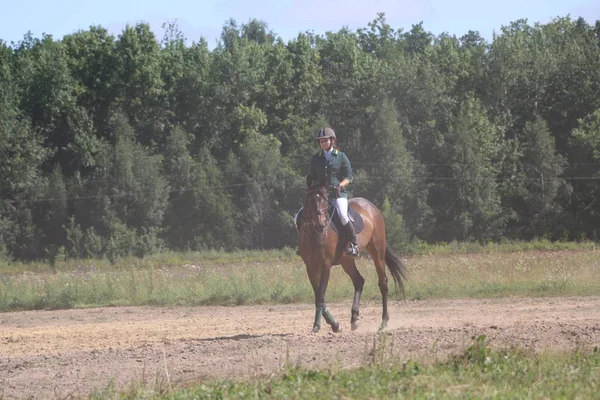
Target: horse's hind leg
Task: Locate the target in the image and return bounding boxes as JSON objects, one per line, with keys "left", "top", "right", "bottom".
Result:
{"left": 341, "top": 257, "right": 365, "bottom": 331}
{"left": 367, "top": 242, "right": 390, "bottom": 329}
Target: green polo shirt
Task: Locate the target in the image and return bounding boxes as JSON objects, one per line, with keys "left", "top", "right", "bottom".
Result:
{"left": 309, "top": 149, "right": 354, "bottom": 198}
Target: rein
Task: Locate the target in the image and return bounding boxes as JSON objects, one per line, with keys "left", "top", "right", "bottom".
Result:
{"left": 301, "top": 188, "right": 334, "bottom": 236}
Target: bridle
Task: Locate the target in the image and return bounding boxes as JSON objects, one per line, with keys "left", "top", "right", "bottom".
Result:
{"left": 301, "top": 187, "right": 333, "bottom": 235}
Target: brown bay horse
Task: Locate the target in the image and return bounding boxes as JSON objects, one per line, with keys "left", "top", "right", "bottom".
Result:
{"left": 296, "top": 182, "right": 408, "bottom": 333}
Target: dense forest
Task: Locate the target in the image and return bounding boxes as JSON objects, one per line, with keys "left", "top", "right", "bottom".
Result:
{"left": 1, "top": 14, "right": 600, "bottom": 262}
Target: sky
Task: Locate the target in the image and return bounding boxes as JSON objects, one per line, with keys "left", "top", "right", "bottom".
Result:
{"left": 1, "top": 0, "right": 599, "bottom": 48}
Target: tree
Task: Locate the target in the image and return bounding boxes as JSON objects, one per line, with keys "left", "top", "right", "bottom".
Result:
{"left": 357, "top": 13, "right": 401, "bottom": 59}
{"left": 72, "top": 112, "right": 169, "bottom": 259}
{"left": 402, "top": 22, "right": 433, "bottom": 55}
{"left": 430, "top": 96, "right": 505, "bottom": 241}
{"left": 63, "top": 26, "right": 118, "bottom": 140}
{"left": 209, "top": 24, "right": 270, "bottom": 158}
{"left": 517, "top": 116, "right": 569, "bottom": 238}
{"left": 570, "top": 109, "right": 600, "bottom": 238}
{"left": 281, "top": 33, "right": 324, "bottom": 170}
{"left": 190, "top": 149, "right": 239, "bottom": 250}
{"left": 352, "top": 97, "right": 431, "bottom": 238}
{"left": 241, "top": 19, "right": 276, "bottom": 45}
{"left": 163, "top": 129, "right": 238, "bottom": 250}
{"left": 167, "top": 37, "right": 212, "bottom": 153}
{"left": 12, "top": 33, "right": 84, "bottom": 174}
{"left": 0, "top": 107, "right": 49, "bottom": 259}
{"left": 162, "top": 124, "right": 237, "bottom": 250}
{"left": 380, "top": 197, "right": 409, "bottom": 250}
{"left": 36, "top": 165, "right": 68, "bottom": 261}
{"left": 221, "top": 106, "right": 289, "bottom": 249}
{"left": 0, "top": 44, "right": 50, "bottom": 258}
{"left": 114, "top": 23, "right": 166, "bottom": 148}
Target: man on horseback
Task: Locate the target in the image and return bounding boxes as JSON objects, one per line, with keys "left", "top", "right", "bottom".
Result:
{"left": 308, "top": 127, "right": 359, "bottom": 256}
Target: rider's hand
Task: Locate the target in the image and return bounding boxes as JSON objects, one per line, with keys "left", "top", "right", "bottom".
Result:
{"left": 334, "top": 184, "right": 341, "bottom": 198}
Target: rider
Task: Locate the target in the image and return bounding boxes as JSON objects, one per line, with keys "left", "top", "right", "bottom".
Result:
{"left": 308, "top": 127, "right": 359, "bottom": 256}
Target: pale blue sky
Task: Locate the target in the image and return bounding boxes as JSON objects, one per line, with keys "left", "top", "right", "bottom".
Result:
{"left": 1, "top": 0, "right": 598, "bottom": 47}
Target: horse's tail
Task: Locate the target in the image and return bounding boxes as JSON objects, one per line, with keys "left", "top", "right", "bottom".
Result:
{"left": 385, "top": 243, "right": 408, "bottom": 299}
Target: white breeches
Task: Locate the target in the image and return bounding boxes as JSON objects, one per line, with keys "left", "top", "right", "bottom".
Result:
{"left": 334, "top": 197, "right": 350, "bottom": 225}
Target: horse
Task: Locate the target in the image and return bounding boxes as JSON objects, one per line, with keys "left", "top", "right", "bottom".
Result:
{"left": 295, "top": 180, "right": 408, "bottom": 333}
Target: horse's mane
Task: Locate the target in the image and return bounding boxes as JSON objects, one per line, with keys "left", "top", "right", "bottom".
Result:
{"left": 305, "top": 183, "right": 328, "bottom": 204}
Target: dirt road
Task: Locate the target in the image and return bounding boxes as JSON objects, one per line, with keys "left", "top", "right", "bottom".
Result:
{"left": 1, "top": 296, "right": 599, "bottom": 399}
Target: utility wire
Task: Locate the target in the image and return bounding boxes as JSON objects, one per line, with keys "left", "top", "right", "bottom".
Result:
{"left": 2, "top": 175, "right": 599, "bottom": 204}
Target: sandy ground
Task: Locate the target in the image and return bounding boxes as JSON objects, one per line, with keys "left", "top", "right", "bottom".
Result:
{"left": 1, "top": 296, "right": 599, "bottom": 399}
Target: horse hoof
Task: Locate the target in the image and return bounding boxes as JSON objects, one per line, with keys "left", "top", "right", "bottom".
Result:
{"left": 312, "top": 326, "right": 320, "bottom": 333}
{"left": 331, "top": 323, "right": 342, "bottom": 333}
{"left": 351, "top": 320, "right": 359, "bottom": 331}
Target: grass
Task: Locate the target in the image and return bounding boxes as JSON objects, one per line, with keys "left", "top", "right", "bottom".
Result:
{"left": 2, "top": 241, "right": 599, "bottom": 399}
{"left": 1, "top": 241, "right": 599, "bottom": 312}
{"left": 88, "top": 335, "right": 600, "bottom": 399}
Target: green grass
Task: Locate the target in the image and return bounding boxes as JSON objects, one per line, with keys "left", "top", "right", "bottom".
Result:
{"left": 1, "top": 242, "right": 599, "bottom": 312}
{"left": 3, "top": 242, "right": 600, "bottom": 399}
{"left": 89, "top": 336, "right": 600, "bottom": 399}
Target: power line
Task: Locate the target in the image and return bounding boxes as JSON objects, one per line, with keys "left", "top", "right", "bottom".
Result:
{"left": 0, "top": 160, "right": 598, "bottom": 192}
{"left": 368, "top": 176, "right": 600, "bottom": 181}
{"left": 352, "top": 161, "right": 600, "bottom": 167}
{"left": 0, "top": 180, "right": 276, "bottom": 205}
{"left": 2, "top": 175, "right": 600, "bottom": 204}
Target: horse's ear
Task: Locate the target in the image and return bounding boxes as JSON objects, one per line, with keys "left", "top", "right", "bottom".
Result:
{"left": 306, "top": 175, "right": 313, "bottom": 188}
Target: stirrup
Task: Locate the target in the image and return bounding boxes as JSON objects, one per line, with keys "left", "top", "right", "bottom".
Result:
{"left": 345, "top": 243, "right": 359, "bottom": 256}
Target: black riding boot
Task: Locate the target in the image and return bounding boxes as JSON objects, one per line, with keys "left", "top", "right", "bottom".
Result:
{"left": 342, "top": 222, "right": 359, "bottom": 256}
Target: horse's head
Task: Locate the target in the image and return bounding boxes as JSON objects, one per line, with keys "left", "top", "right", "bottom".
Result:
{"left": 303, "top": 180, "right": 329, "bottom": 233}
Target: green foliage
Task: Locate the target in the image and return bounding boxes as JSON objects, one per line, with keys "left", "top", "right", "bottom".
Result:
{"left": 430, "top": 96, "right": 506, "bottom": 242}
{"left": 518, "top": 116, "right": 570, "bottom": 238}
{"left": 62, "top": 26, "right": 117, "bottom": 138}
{"left": 185, "top": 148, "right": 238, "bottom": 250}
{"left": 111, "top": 343, "right": 600, "bottom": 399}
{"left": 572, "top": 109, "right": 600, "bottom": 157}
{"left": 64, "top": 217, "right": 104, "bottom": 258}
{"left": 114, "top": 23, "right": 166, "bottom": 148}
{"left": 0, "top": 95, "right": 50, "bottom": 259}
{"left": 2, "top": 15, "right": 600, "bottom": 261}
{"left": 38, "top": 165, "right": 68, "bottom": 262}
{"left": 568, "top": 109, "right": 600, "bottom": 238}
{"left": 226, "top": 131, "right": 290, "bottom": 249}
{"left": 381, "top": 198, "right": 409, "bottom": 250}
{"left": 1, "top": 245, "right": 599, "bottom": 312}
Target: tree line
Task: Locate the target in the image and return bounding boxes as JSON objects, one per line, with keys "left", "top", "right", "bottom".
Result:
{"left": 1, "top": 14, "right": 600, "bottom": 262}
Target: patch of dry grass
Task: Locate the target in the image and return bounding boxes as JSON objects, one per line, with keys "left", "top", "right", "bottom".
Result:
{"left": 1, "top": 248, "right": 599, "bottom": 311}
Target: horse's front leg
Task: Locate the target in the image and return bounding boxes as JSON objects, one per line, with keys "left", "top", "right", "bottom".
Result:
{"left": 312, "top": 263, "right": 341, "bottom": 333}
